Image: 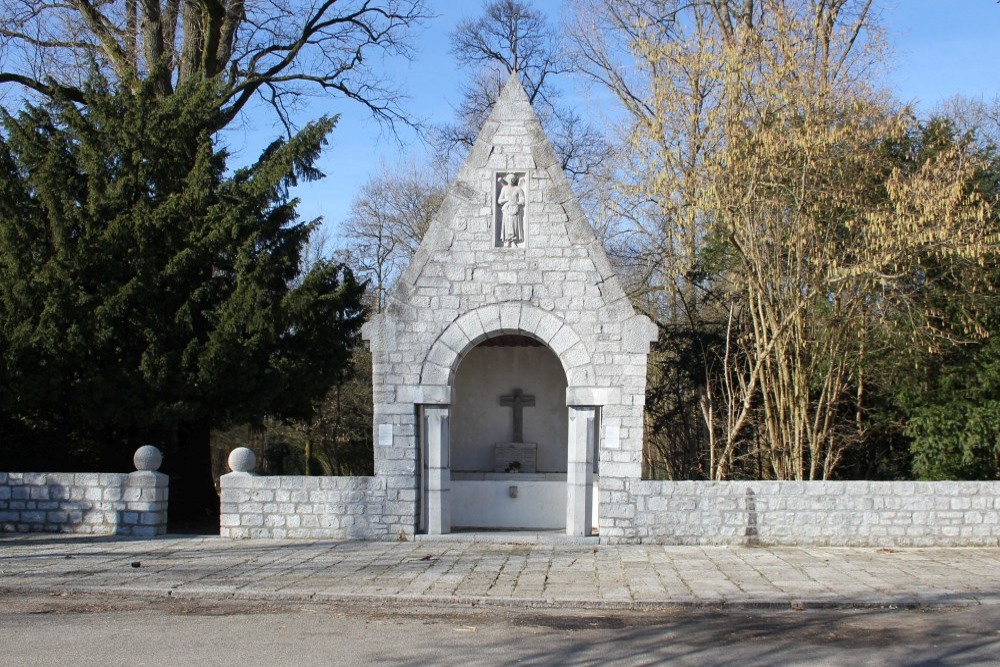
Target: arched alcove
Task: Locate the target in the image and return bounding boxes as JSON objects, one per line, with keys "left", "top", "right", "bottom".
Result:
{"left": 451, "top": 334, "right": 568, "bottom": 473}
{"left": 418, "top": 302, "right": 597, "bottom": 391}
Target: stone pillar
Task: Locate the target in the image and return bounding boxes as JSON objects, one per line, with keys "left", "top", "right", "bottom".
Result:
{"left": 566, "top": 406, "right": 596, "bottom": 536}
{"left": 121, "top": 445, "right": 169, "bottom": 537}
{"left": 422, "top": 406, "right": 451, "bottom": 535}
{"left": 219, "top": 447, "right": 257, "bottom": 538}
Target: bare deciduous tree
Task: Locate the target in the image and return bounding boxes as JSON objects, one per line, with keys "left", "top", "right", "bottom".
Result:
{"left": 0, "top": 0, "right": 429, "bottom": 131}
{"left": 571, "top": 0, "right": 997, "bottom": 480}
{"left": 340, "top": 161, "right": 445, "bottom": 312}
{"left": 434, "top": 0, "right": 609, "bottom": 187}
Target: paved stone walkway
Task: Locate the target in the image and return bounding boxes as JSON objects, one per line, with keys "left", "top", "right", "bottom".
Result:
{"left": 1, "top": 533, "right": 999, "bottom": 610}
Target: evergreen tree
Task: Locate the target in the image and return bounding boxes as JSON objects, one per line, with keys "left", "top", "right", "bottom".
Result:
{"left": 0, "top": 75, "right": 366, "bottom": 523}
{"left": 893, "top": 119, "right": 1000, "bottom": 480}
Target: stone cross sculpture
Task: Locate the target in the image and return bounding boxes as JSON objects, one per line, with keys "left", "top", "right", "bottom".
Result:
{"left": 499, "top": 388, "right": 535, "bottom": 443}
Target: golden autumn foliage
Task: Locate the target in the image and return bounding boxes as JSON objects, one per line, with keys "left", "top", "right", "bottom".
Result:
{"left": 571, "top": 0, "right": 997, "bottom": 479}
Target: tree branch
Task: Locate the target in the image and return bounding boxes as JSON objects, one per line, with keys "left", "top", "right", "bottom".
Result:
{"left": 0, "top": 72, "right": 85, "bottom": 102}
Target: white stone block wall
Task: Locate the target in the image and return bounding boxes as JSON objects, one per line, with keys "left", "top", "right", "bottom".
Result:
{"left": 219, "top": 473, "right": 394, "bottom": 540}
{"left": 362, "top": 75, "right": 657, "bottom": 539}
{"left": 0, "top": 470, "right": 168, "bottom": 536}
{"left": 624, "top": 480, "right": 1000, "bottom": 547}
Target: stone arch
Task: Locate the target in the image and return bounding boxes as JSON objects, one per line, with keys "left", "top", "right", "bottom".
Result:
{"left": 419, "top": 303, "right": 596, "bottom": 390}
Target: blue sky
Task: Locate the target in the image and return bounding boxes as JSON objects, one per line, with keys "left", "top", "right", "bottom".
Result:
{"left": 222, "top": 0, "right": 1000, "bottom": 242}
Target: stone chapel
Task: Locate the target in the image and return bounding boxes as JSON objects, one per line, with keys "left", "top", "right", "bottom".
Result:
{"left": 361, "top": 73, "right": 657, "bottom": 539}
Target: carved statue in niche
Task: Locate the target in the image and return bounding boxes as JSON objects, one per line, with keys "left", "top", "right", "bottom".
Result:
{"left": 497, "top": 173, "right": 525, "bottom": 246}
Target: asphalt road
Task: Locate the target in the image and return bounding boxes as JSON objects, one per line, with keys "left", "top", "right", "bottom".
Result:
{"left": 3, "top": 593, "right": 999, "bottom": 666}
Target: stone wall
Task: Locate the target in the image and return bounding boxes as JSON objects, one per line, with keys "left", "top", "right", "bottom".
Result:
{"left": 219, "top": 473, "right": 394, "bottom": 540}
{"left": 625, "top": 480, "right": 1000, "bottom": 547}
{"left": 0, "top": 447, "right": 168, "bottom": 536}
{"left": 216, "top": 466, "right": 1000, "bottom": 547}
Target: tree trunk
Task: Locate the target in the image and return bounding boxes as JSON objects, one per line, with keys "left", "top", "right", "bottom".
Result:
{"left": 304, "top": 436, "right": 314, "bottom": 476}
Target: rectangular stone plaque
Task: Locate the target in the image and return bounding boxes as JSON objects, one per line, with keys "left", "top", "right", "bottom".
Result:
{"left": 494, "top": 442, "right": 537, "bottom": 473}
{"left": 605, "top": 422, "right": 620, "bottom": 450}
{"left": 378, "top": 424, "right": 393, "bottom": 447}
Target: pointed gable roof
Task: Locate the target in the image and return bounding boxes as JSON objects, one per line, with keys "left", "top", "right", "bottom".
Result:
{"left": 386, "top": 72, "right": 627, "bottom": 306}
{"left": 362, "top": 71, "right": 656, "bottom": 365}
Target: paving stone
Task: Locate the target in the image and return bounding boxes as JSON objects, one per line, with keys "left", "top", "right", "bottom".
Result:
{"left": 3, "top": 534, "right": 1000, "bottom": 611}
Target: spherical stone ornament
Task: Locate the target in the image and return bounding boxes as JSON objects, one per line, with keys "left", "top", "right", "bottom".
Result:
{"left": 133, "top": 445, "right": 163, "bottom": 472}
{"left": 228, "top": 447, "right": 257, "bottom": 473}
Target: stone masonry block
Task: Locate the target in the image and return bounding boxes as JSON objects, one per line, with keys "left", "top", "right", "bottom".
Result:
{"left": 529, "top": 310, "right": 561, "bottom": 342}
{"left": 477, "top": 304, "right": 502, "bottom": 333}
{"left": 561, "top": 342, "right": 591, "bottom": 370}
{"left": 250, "top": 489, "right": 275, "bottom": 503}
{"left": 548, "top": 324, "right": 581, "bottom": 356}
{"left": 22, "top": 511, "right": 45, "bottom": 524}
{"left": 420, "top": 361, "right": 450, "bottom": 387}
{"left": 530, "top": 137, "right": 558, "bottom": 170}
{"left": 517, "top": 305, "right": 543, "bottom": 337}
{"left": 439, "top": 325, "right": 472, "bottom": 356}
{"left": 99, "top": 473, "right": 123, "bottom": 487}
{"left": 425, "top": 342, "right": 456, "bottom": 370}
{"left": 498, "top": 303, "right": 521, "bottom": 332}
{"left": 140, "top": 511, "right": 166, "bottom": 526}
{"left": 456, "top": 311, "right": 487, "bottom": 345}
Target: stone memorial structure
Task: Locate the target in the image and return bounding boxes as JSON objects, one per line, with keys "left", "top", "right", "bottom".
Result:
{"left": 362, "top": 72, "right": 658, "bottom": 538}
{"left": 218, "top": 74, "right": 1000, "bottom": 547}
